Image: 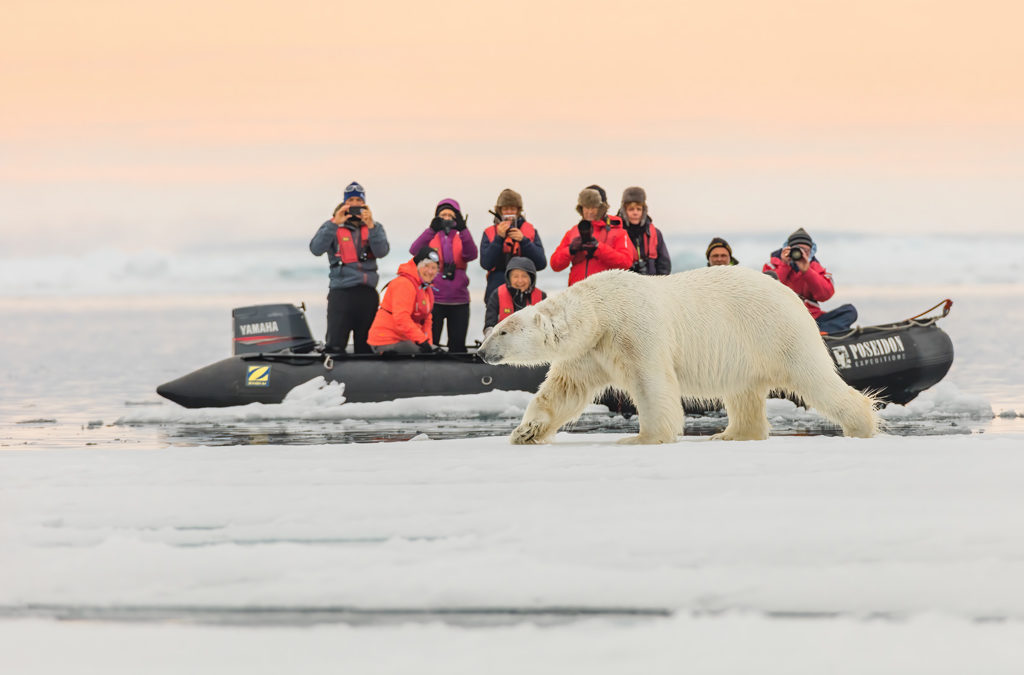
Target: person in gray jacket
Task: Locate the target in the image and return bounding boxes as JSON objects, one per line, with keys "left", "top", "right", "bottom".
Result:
{"left": 309, "top": 181, "right": 391, "bottom": 354}
{"left": 483, "top": 256, "right": 547, "bottom": 337}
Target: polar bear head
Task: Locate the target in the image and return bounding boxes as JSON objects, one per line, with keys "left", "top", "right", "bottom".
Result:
{"left": 479, "top": 295, "right": 596, "bottom": 366}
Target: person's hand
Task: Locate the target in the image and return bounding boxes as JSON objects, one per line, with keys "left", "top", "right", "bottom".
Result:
{"left": 581, "top": 240, "right": 598, "bottom": 258}
{"left": 430, "top": 217, "right": 446, "bottom": 232}
{"left": 360, "top": 206, "right": 374, "bottom": 229}
{"left": 507, "top": 226, "right": 524, "bottom": 242}
{"left": 331, "top": 204, "right": 350, "bottom": 225}
{"left": 569, "top": 237, "right": 583, "bottom": 255}
{"left": 453, "top": 212, "right": 467, "bottom": 231}
{"left": 496, "top": 220, "right": 512, "bottom": 237}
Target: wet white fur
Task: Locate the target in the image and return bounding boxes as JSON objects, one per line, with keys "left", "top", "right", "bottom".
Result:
{"left": 478, "top": 267, "right": 877, "bottom": 444}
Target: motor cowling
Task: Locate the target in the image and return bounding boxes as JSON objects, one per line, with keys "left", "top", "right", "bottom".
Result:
{"left": 232, "top": 304, "right": 316, "bottom": 355}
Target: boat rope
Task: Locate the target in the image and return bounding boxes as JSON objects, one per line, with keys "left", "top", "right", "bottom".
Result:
{"left": 906, "top": 298, "right": 953, "bottom": 322}
{"left": 323, "top": 355, "right": 334, "bottom": 371}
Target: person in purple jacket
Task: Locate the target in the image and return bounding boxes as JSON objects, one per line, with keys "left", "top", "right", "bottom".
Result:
{"left": 409, "top": 199, "right": 478, "bottom": 352}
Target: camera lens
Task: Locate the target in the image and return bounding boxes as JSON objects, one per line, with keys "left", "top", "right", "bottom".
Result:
{"left": 790, "top": 248, "right": 803, "bottom": 261}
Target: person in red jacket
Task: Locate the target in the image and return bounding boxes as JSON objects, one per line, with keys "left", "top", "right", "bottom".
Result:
{"left": 762, "top": 228, "right": 857, "bottom": 333}
{"left": 550, "top": 186, "right": 633, "bottom": 285}
{"left": 368, "top": 246, "right": 442, "bottom": 354}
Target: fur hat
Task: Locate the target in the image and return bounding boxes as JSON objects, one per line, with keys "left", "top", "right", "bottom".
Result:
{"left": 495, "top": 188, "right": 523, "bottom": 214}
{"left": 619, "top": 186, "right": 649, "bottom": 226}
{"left": 705, "top": 237, "right": 739, "bottom": 265}
{"left": 413, "top": 246, "right": 439, "bottom": 265}
{"left": 621, "top": 186, "right": 646, "bottom": 207}
{"left": 787, "top": 227, "right": 813, "bottom": 249}
{"left": 577, "top": 187, "right": 606, "bottom": 219}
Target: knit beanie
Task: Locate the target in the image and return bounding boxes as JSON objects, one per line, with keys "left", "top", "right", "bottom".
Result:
{"left": 343, "top": 181, "right": 366, "bottom": 202}
{"left": 787, "top": 228, "right": 813, "bottom": 249}
{"left": 413, "top": 246, "right": 440, "bottom": 264}
{"left": 705, "top": 237, "right": 739, "bottom": 265}
{"left": 705, "top": 237, "right": 733, "bottom": 259}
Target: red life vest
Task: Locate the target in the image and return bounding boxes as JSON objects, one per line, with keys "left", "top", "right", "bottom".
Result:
{"left": 483, "top": 221, "right": 537, "bottom": 268}
{"left": 429, "top": 232, "right": 467, "bottom": 269}
{"left": 496, "top": 285, "right": 543, "bottom": 323}
{"left": 334, "top": 225, "right": 371, "bottom": 264}
{"left": 630, "top": 225, "right": 660, "bottom": 263}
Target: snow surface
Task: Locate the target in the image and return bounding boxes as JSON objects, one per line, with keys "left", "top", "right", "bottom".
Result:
{"left": 3, "top": 429, "right": 1024, "bottom": 671}
{"left": 3, "top": 613, "right": 1024, "bottom": 675}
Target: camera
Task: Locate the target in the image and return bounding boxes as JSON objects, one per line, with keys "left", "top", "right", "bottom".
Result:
{"left": 788, "top": 247, "right": 804, "bottom": 261}
{"left": 578, "top": 221, "right": 593, "bottom": 242}
{"left": 442, "top": 261, "right": 457, "bottom": 281}
{"left": 349, "top": 206, "right": 365, "bottom": 217}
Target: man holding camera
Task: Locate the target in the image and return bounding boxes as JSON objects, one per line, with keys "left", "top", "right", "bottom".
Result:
{"left": 480, "top": 188, "right": 547, "bottom": 302}
{"left": 762, "top": 227, "right": 857, "bottom": 333}
{"left": 550, "top": 187, "right": 634, "bottom": 286}
{"left": 309, "top": 181, "right": 391, "bottom": 354}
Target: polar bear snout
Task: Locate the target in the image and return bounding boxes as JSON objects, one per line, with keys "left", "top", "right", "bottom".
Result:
{"left": 478, "top": 342, "right": 504, "bottom": 365}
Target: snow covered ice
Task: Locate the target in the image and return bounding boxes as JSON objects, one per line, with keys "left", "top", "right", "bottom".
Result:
{"left": 2, "top": 233, "right": 1024, "bottom": 672}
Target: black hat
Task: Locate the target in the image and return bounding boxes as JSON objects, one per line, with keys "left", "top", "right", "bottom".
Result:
{"left": 705, "top": 237, "right": 732, "bottom": 259}
{"left": 413, "top": 246, "right": 439, "bottom": 264}
{"left": 787, "top": 228, "right": 813, "bottom": 249}
{"left": 705, "top": 237, "right": 739, "bottom": 265}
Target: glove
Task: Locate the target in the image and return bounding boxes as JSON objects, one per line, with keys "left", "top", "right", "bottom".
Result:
{"left": 577, "top": 220, "right": 594, "bottom": 243}
{"left": 581, "top": 240, "right": 598, "bottom": 258}
{"left": 568, "top": 237, "right": 583, "bottom": 255}
{"left": 453, "top": 212, "right": 467, "bottom": 231}
{"left": 417, "top": 340, "right": 434, "bottom": 353}
{"left": 429, "top": 217, "right": 446, "bottom": 232}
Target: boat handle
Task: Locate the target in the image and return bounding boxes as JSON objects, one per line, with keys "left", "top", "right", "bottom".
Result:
{"left": 323, "top": 355, "right": 334, "bottom": 371}
{"left": 481, "top": 375, "right": 493, "bottom": 386}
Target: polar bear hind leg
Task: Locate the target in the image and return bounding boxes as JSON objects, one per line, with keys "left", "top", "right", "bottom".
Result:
{"left": 511, "top": 360, "right": 606, "bottom": 445}
{"left": 792, "top": 373, "right": 878, "bottom": 438}
{"left": 711, "top": 386, "right": 771, "bottom": 441}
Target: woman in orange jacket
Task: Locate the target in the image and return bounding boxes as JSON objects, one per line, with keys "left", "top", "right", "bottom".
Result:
{"left": 368, "top": 247, "right": 441, "bottom": 354}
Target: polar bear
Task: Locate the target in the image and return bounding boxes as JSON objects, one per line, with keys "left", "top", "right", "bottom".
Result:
{"left": 478, "top": 266, "right": 877, "bottom": 444}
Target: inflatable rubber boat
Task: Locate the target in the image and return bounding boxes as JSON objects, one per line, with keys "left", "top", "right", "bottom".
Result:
{"left": 157, "top": 301, "right": 954, "bottom": 410}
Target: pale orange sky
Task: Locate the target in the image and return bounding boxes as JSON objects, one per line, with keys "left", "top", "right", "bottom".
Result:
{"left": 2, "top": 0, "right": 1023, "bottom": 251}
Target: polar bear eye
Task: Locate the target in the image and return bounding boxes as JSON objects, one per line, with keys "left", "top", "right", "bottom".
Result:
{"left": 499, "top": 330, "right": 508, "bottom": 336}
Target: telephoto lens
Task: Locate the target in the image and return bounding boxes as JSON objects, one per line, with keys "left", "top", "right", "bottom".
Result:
{"left": 789, "top": 248, "right": 803, "bottom": 261}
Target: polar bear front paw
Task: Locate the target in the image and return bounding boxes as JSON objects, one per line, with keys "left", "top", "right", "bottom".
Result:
{"left": 510, "top": 420, "right": 549, "bottom": 445}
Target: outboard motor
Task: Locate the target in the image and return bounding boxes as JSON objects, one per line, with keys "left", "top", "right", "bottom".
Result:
{"left": 232, "top": 303, "right": 316, "bottom": 355}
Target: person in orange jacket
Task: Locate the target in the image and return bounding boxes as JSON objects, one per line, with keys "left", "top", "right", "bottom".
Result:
{"left": 368, "top": 246, "right": 442, "bottom": 354}
{"left": 550, "top": 186, "right": 633, "bottom": 285}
